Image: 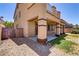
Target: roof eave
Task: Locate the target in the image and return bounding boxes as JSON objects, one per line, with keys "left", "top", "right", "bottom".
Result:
{"left": 13, "top": 3, "right": 19, "bottom": 19}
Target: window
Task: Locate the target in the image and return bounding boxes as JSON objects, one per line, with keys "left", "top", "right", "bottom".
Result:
{"left": 48, "top": 25, "right": 50, "bottom": 31}
{"left": 19, "top": 11, "right": 21, "bottom": 18}
{"left": 47, "top": 25, "right": 54, "bottom": 31}
{"left": 17, "top": 4, "right": 19, "bottom": 8}
{"left": 51, "top": 25, "right": 54, "bottom": 31}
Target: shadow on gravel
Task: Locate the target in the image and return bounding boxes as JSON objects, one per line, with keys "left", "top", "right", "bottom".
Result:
{"left": 11, "top": 38, "right": 52, "bottom": 56}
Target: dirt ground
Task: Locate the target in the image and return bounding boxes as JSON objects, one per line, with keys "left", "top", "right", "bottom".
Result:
{"left": 0, "top": 38, "right": 68, "bottom": 56}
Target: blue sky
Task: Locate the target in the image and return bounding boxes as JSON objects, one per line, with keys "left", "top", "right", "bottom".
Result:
{"left": 0, "top": 3, "right": 79, "bottom": 24}
{"left": 51, "top": 3, "right": 79, "bottom": 25}
{"left": 0, "top": 3, "right": 16, "bottom": 22}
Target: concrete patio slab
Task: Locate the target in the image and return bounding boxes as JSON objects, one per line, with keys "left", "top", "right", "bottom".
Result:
{"left": 29, "top": 35, "right": 57, "bottom": 42}
{"left": 47, "top": 35, "right": 57, "bottom": 41}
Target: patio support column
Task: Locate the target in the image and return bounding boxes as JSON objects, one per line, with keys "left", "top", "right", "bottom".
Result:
{"left": 37, "top": 18, "right": 47, "bottom": 45}
{"left": 60, "top": 25, "right": 63, "bottom": 35}
{"left": 56, "top": 24, "right": 60, "bottom": 36}
{"left": 54, "top": 25, "right": 57, "bottom": 35}
{"left": 63, "top": 25, "right": 65, "bottom": 34}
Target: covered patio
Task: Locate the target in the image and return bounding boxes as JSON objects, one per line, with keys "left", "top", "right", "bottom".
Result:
{"left": 26, "top": 9, "right": 65, "bottom": 45}
{"left": 28, "top": 17, "right": 64, "bottom": 44}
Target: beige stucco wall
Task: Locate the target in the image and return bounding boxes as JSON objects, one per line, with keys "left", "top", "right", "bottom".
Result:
{"left": 0, "top": 24, "right": 5, "bottom": 44}
{"left": 14, "top": 20, "right": 29, "bottom": 37}
{"left": 14, "top": 3, "right": 63, "bottom": 37}
{"left": 14, "top": 3, "right": 47, "bottom": 21}
{"left": 14, "top": 3, "right": 48, "bottom": 37}
{"left": 28, "top": 21, "right": 36, "bottom": 37}
{"left": 45, "top": 12, "right": 61, "bottom": 24}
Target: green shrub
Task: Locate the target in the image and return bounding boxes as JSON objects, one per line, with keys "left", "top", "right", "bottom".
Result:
{"left": 71, "top": 29, "right": 79, "bottom": 34}
{"left": 3, "top": 21, "right": 13, "bottom": 28}
{"left": 48, "top": 34, "right": 67, "bottom": 45}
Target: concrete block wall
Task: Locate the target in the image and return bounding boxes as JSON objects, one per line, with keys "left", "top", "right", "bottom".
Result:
{"left": 0, "top": 24, "right": 5, "bottom": 44}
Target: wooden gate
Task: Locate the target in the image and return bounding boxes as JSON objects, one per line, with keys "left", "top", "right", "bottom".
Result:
{"left": 2, "top": 28, "right": 24, "bottom": 40}
{"left": 15, "top": 28, "right": 24, "bottom": 38}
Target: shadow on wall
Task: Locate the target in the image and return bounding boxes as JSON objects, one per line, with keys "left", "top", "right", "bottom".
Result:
{"left": 11, "top": 38, "right": 52, "bottom": 56}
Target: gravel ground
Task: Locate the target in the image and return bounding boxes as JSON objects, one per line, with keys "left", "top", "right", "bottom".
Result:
{"left": 0, "top": 38, "right": 68, "bottom": 56}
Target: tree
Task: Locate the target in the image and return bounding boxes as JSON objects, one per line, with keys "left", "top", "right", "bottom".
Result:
{"left": 3, "top": 21, "right": 13, "bottom": 28}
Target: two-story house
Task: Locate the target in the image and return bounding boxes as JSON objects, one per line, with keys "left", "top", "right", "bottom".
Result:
{"left": 14, "top": 3, "right": 65, "bottom": 44}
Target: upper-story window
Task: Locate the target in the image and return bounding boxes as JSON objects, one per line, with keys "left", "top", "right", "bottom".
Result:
{"left": 19, "top": 11, "right": 21, "bottom": 18}
{"left": 17, "top": 4, "right": 19, "bottom": 9}
{"left": 15, "top": 11, "right": 21, "bottom": 21}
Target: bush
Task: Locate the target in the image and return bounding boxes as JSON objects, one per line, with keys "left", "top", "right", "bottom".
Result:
{"left": 71, "top": 31, "right": 79, "bottom": 34}
{"left": 71, "top": 29, "right": 79, "bottom": 34}
{"left": 3, "top": 21, "right": 13, "bottom": 28}
{"left": 48, "top": 34, "right": 67, "bottom": 46}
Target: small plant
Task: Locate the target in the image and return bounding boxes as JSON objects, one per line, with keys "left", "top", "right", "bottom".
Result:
{"left": 71, "top": 28, "right": 79, "bottom": 34}
{"left": 48, "top": 34, "right": 67, "bottom": 46}
{"left": 56, "top": 40, "right": 74, "bottom": 53}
